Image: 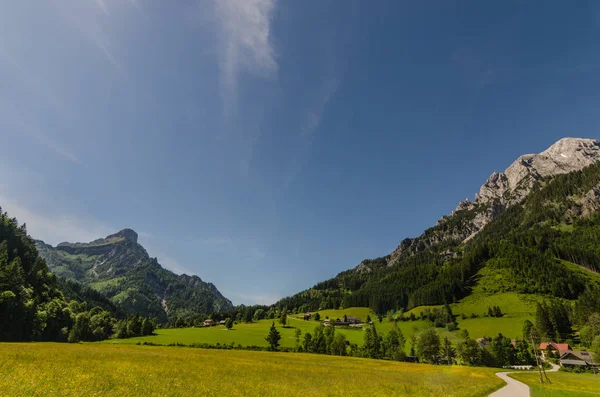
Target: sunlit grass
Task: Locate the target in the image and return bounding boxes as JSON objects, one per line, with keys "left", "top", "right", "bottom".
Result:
{"left": 510, "top": 371, "right": 600, "bottom": 397}
{"left": 99, "top": 294, "right": 536, "bottom": 353}
{"left": 0, "top": 343, "right": 504, "bottom": 396}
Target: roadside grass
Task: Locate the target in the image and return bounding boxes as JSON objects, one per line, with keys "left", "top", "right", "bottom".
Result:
{"left": 509, "top": 371, "right": 600, "bottom": 397}
{"left": 0, "top": 343, "right": 504, "bottom": 397}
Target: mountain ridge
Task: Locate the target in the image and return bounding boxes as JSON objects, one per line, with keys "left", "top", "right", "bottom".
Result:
{"left": 275, "top": 137, "right": 600, "bottom": 314}
{"left": 36, "top": 228, "right": 233, "bottom": 322}
{"left": 386, "top": 137, "right": 600, "bottom": 267}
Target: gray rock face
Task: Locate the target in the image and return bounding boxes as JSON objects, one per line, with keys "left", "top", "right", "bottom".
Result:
{"left": 385, "top": 137, "right": 600, "bottom": 267}
{"left": 106, "top": 228, "right": 138, "bottom": 244}
{"left": 577, "top": 182, "right": 600, "bottom": 218}
{"left": 472, "top": 138, "right": 600, "bottom": 209}
{"left": 457, "top": 138, "right": 600, "bottom": 226}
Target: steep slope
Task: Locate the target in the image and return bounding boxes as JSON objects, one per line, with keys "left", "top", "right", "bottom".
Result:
{"left": 36, "top": 229, "right": 233, "bottom": 322}
{"left": 389, "top": 137, "right": 600, "bottom": 266}
{"left": 276, "top": 137, "right": 600, "bottom": 314}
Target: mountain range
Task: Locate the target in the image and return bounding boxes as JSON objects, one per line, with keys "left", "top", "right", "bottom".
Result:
{"left": 30, "top": 137, "right": 600, "bottom": 321}
{"left": 276, "top": 137, "right": 600, "bottom": 314}
{"left": 35, "top": 229, "right": 232, "bottom": 321}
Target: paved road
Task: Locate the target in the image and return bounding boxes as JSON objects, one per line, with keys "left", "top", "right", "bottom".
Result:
{"left": 489, "top": 363, "right": 560, "bottom": 397}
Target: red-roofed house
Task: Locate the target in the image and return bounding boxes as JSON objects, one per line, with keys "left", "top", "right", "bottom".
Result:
{"left": 540, "top": 342, "right": 571, "bottom": 359}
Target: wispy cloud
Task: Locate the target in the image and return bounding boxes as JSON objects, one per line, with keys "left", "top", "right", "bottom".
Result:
{"left": 282, "top": 76, "right": 340, "bottom": 189}
{"left": 0, "top": 196, "right": 111, "bottom": 245}
{"left": 213, "top": 0, "right": 278, "bottom": 112}
{"left": 51, "top": 0, "right": 124, "bottom": 72}
{"left": 148, "top": 249, "right": 197, "bottom": 276}
{"left": 301, "top": 77, "right": 340, "bottom": 141}
{"left": 94, "top": 0, "right": 110, "bottom": 15}
{"left": 0, "top": 98, "right": 80, "bottom": 164}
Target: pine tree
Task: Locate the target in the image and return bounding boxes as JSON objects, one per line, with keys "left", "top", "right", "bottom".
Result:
{"left": 294, "top": 328, "right": 302, "bottom": 350}
{"left": 440, "top": 337, "right": 455, "bottom": 365}
{"left": 279, "top": 308, "right": 288, "bottom": 327}
{"left": 410, "top": 335, "right": 417, "bottom": 356}
{"left": 535, "top": 303, "right": 556, "bottom": 341}
{"left": 265, "top": 321, "right": 281, "bottom": 351}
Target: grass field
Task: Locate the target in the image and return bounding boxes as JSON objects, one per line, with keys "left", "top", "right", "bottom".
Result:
{"left": 102, "top": 319, "right": 342, "bottom": 347}
{"left": 0, "top": 343, "right": 504, "bottom": 396}
{"left": 100, "top": 293, "right": 536, "bottom": 351}
{"left": 509, "top": 371, "right": 600, "bottom": 397}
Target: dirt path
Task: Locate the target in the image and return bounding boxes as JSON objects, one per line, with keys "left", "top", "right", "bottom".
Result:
{"left": 489, "top": 363, "right": 560, "bottom": 397}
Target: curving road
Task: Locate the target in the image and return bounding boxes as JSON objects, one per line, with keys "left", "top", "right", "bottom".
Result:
{"left": 489, "top": 363, "right": 560, "bottom": 397}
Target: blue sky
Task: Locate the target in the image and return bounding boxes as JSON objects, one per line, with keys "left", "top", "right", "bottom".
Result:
{"left": 1, "top": 1, "right": 600, "bottom": 305}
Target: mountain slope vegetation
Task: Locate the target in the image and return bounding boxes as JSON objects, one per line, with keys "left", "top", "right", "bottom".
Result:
{"left": 0, "top": 207, "right": 138, "bottom": 342}
{"left": 276, "top": 141, "right": 600, "bottom": 315}
{"left": 36, "top": 229, "right": 233, "bottom": 322}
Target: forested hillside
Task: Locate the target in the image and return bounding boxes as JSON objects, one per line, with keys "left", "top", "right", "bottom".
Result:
{"left": 0, "top": 208, "right": 156, "bottom": 342}
{"left": 276, "top": 157, "right": 600, "bottom": 315}
{"left": 36, "top": 229, "right": 233, "bottom": 322}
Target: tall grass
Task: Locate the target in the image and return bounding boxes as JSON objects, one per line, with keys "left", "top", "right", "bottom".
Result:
{"left": 0, "top": 343, "right": 504, "bottom": 396}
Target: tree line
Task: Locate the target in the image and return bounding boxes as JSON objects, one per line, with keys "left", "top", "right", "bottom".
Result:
{"left": 261, "top": 320, "right": 537, "bottom": 368}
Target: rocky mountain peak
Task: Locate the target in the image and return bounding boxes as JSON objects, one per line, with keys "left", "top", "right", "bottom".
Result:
{"left": 106, "top": 228, "right": 138, "bottom": 244}
{"left": 388, "top": 137, "right": 600, "bottom": 267}
{"left": 465, "top": 137, "right": 600, "bottom": 210}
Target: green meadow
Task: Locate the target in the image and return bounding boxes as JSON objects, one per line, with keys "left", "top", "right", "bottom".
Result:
{"left": 102, "top": 292, "right": 535, "bottom": 350}
{"left": 0, "top": 343, "right": 504, "bottom": 397}
{"left": 509, "top": 371, "right": 600, "bottom": 397}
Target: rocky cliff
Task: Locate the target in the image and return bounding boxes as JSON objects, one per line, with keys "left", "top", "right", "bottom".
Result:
{"left": 36, "top": 229, "right": 233, "bottom": 321}
{"left": 386, "top": 137, "right": 600, "bottom": 267}
{"left": 275, "top": 137, "right": 600, "bottom": 313}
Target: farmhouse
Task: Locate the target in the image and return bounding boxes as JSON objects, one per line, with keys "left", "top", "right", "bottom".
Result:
{"left": 559, "top": 351, "right": 596, "bottom": 368}
{"left": 346, "top": 315, "right": 362, "bottom": 324}
{"left": 203, "top": 319, "right": 215, "bottom": 326}
{"left": 219, "top": 320, "right": 226, "bottom": 325}
{"left": 539, "top": 342, "right": 571, "bottom": 359}
{"left": 333, "top": 315, "right": 363, "bottom": 326}
{"left": 303, "top": 313, "right": 312, "bottom": 320}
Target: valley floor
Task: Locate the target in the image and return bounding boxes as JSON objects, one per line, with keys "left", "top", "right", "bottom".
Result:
{"left": 0, "top": 343, "right": 504, "bottom": 397}
{"left": 100, "top": 293, "right": 536, "bottom": 352}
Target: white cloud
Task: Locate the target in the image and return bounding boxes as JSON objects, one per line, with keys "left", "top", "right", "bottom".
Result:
{"left": 213, "top": 0, "right": 278, "bottom": 111}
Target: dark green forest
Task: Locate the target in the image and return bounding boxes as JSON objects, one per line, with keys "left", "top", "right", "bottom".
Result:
{"left": 276, "top": 161, "right": 600, "bottom": 315}
{"left": 0, "top": 208, "right": 154, "bottom": 342}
